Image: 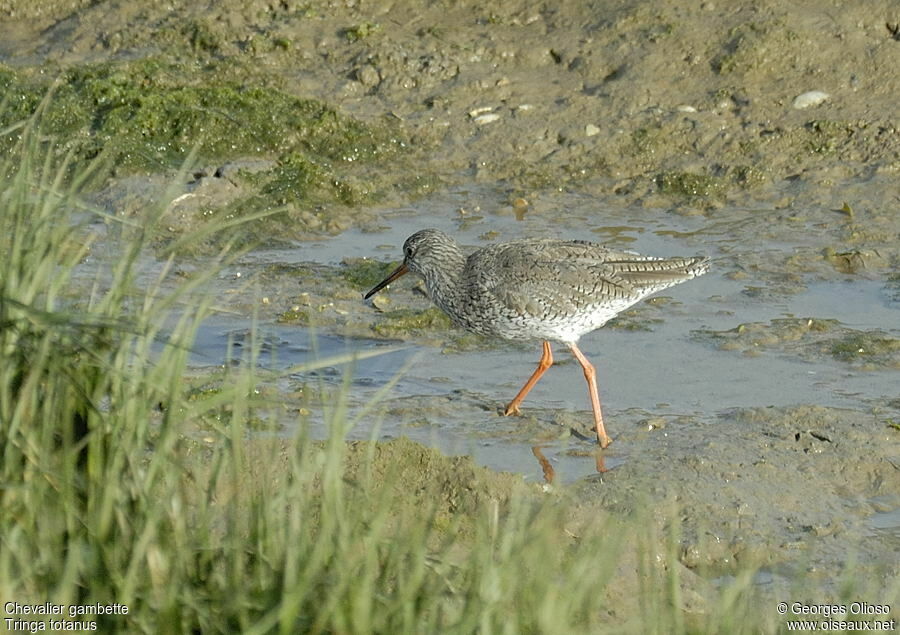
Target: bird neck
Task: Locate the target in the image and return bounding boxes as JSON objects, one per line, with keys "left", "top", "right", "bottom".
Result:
{"left": 421, "top": 251, "right": 467, "bottom": 314}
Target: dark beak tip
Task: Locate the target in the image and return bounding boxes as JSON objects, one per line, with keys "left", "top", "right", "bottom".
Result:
{"left": 363, "top": 262, "right": 409, "bottom": 301}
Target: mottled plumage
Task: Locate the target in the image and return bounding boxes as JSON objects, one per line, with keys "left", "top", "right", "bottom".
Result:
{"left": 365, "top": 229, "right": 710, "bottom": 448}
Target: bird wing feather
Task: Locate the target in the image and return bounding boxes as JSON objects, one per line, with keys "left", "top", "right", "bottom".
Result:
{"left": 468, "top": 240, "right": 705, "bottom": 320}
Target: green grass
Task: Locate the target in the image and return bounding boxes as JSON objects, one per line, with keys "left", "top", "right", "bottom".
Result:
{"left": 0, "top": 107, "right": 824, "bottom": 634}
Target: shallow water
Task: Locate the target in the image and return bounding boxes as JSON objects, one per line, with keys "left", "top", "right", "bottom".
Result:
{"left": 188, "top": 186, "right": 900, "bottom": 485}
{"left": 190, "top": 280, "right": 897, "bottom": 478}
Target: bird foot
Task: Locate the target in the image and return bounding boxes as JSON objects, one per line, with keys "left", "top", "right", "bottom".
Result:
{"left": 503, "top": 402, "right": 521, "bottom": 416}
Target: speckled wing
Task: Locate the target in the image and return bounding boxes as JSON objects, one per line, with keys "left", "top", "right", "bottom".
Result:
{"left": 469, "top": 240, "right": 708, "bottom": 321}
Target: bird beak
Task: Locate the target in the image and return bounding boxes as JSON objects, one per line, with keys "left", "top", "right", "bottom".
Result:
{"left": 364, "top": 262, "right": 409, "bottom": 299}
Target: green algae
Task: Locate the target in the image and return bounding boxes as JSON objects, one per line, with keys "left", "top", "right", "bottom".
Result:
{"left": 730, "top": 164, "right": 768, "bottom": 188}
{"left": 276, "top": 308, "right": 311, "bottom": 325}
{"left": 656, "top": 171, "right": 725, "bottom": 199}
{"left": 3, "top": 61, "right": 399, "bottom": 169}
{"left": 373, "top": 307, "right": 453, "bottom": 337}
{"left": 655, "top": 166, "right": 767, "bottom": 199}
{"left": 606, "top": 312, "right": 663, "bottom": 332}
{"left": 805, "top": 120, "right": 854, "bottom": 156}
{"left": 256, "top": 152, "right": 365, "bottom": 207}
{"left": 823, "top": 248, "right": 889, "bottom": 274}
{"left": 829, "top": 332, "right": 900, "bottom": 365}
{"left": 342, "top": 21, "right": 381, "bottom": 42}
{"left": 341, "top": 258, "right": 399, "bottom": 291}
{"left": 0, "top": 60, "right": 405, "bottom": 215}
{"left": 695, "top": 318, "right": 838, "bottom": 351}
{"left": 366, "top": 304, "right": 498, "bottom": 351}
{"left": 696, "top": 317, "right": 900, "bottom": 369}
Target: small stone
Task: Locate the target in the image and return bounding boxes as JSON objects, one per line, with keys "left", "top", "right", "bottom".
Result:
{"left": 468, "top": 105, "right": 494, "bottom": 117}
{"left": 356, "top": 65, "right": 380, "bottom": 87}
{"left": 371, "top": 295, "right": 392, "bottom": 311}
{"left": 585, "top": 123, "right": 601, "bottom": 137}
{"left": 792, "top": 90, "right": 829, "bottom": 109}
{"left": 473, "top": 113, "right": 500, "bottom": 125}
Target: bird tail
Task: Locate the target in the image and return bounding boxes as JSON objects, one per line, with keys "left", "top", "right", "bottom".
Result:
{"left": 614, "top": 255, "right": 710, "bottom": 284}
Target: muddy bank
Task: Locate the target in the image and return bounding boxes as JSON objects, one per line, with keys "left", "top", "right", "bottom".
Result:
{"left": 576, "top": 405, "right": 900, "bottom": 588}
{"left": 2, "top": 0, "right": 899, "bottom": 245}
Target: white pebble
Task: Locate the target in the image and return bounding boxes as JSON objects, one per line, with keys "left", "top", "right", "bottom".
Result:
{"left": 792, "top": 90, "right": 829, "bottom": 109}
{"left": 468, "top": 106, "right": 494, "bottom": 117}
{"left": 585, "top": 123, "right": 601, "bottom": 137}
{"left": 473, "top": 113, "right": 501, "bottom": 125}
{"left": 676, "top": 104, "right": 697, "bottom": 113}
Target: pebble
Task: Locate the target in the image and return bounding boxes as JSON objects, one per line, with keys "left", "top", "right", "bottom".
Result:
{"left": 473, "top": 113, "right": 500, "bottom": 125}
{"left": 792, "top": 90, "right": 829, "bottom": 109}
{"left": 371, "top": 295, "right": 392, "bottom": 310}
{"left": 585, "top": 123, "right": 601, "bottom": 137}
{"left": 468, "top": 105, "right": 494, "bottom": 117}
{"left": 356, "top": 65, "right": 380, "bottom": 87}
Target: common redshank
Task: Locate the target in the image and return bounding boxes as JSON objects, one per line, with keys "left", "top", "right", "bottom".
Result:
{"left": 364, "top": 229, "right": 710, "bottom": 448}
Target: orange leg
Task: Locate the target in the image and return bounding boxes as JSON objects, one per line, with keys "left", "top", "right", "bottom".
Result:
{"left": 567, "top": 343, "right": 612, "bottom": 449}
{"left": 504, "top": 341, "right": 553, "bottom": 416}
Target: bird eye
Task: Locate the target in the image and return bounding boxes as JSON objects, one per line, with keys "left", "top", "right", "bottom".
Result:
{"left": 404, "top": 246, "right": 413, "bottom": 258}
